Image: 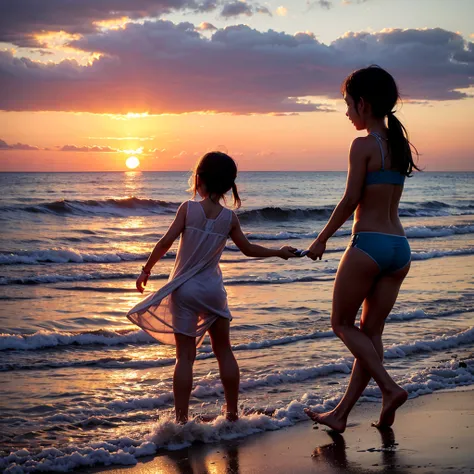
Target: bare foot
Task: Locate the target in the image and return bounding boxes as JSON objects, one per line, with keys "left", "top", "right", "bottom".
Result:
{"left": 221, "top": 405, "right": 239, "bottom": 422}
{"left": 226, "top": 412, "right": 239, "bottom": 422}
{"left": 304, "top": 409, "right": 346, "bottom": 433}
{"left": 373, "top": 388, "right": 408, "bottom": 428}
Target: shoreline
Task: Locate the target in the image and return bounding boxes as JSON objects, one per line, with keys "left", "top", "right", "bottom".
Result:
{"left": 84, "top": 388, "right": 474, "bottom": 474}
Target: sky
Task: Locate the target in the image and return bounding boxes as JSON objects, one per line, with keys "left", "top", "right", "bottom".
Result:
{"left": 0, "top": 0, "right": 473, "bottom": 172}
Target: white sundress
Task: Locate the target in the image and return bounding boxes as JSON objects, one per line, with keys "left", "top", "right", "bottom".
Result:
{"left": 127, "top": 200, "right": 233, "bottom": 347}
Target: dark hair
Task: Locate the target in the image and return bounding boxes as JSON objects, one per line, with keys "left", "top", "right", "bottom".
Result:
{"left": 189, "top": 151, "right": 241, "bottom": 208}
{"left": 342, "top": 65, "right": 420, "bottom": 176}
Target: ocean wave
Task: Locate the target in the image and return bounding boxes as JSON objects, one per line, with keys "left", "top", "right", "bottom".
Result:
{"left": 5, "top": 198, "right": 473, "bottom": 221}
{"left": 384, "top": 326, "right": 474, "bottom": 358}
{"left": 247, "top": 224, "right": 474, "bottom": 241}
{"left": 0, "top": 329, "right": 155, "bottom": 351}
{"left": 238, "top": 206, "right": 334, "bottom": 223}
{"left": 0, "top": 271, "right": 168, "bottom": 286}
{"left": 2, "top": 309, "right": 472, "bottom": 371}
{"left": 0, "top": 249, "right": 173, "bottom": 266}
{"left": 411, "top": 247, "right": 474, "bottom": 260}
{"left": 3, "top": 196, "right": 180, "bottom": 217}
{"left": 2, "top": 355, "right": 472, "bottom": 472}
{"left": 104, "top": 327, "right": 474, "bottom": 409}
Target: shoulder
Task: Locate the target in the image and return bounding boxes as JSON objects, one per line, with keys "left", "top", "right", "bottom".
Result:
{"left": 178, "top": 200, "right": 190, "bottom": 210}
{"left": 176, "top": 201, "right": 189, "bottom": 217}
{"left": 230, "top": 210, "right": 240, "bottom": 227}
{"left": 349, "top": 137, "right": 371, "bottom": 164}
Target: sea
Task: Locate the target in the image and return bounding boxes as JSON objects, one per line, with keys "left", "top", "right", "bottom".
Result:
{"left": 1, "top": 171, "right": 473, "bottom": 472}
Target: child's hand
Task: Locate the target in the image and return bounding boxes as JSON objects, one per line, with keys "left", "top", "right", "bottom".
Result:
{"left": 279, "top": 246, "right": 298, "bottom": 260}
{"left": 136, "top": 271, "right": 149, "bottom": 293}
{"left": 306, "top": 239, "right": 326, "bottom": 260}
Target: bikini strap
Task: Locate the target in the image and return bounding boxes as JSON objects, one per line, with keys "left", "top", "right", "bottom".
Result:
{"left": 370, "top": 132, "right": 385, "bottom": 171}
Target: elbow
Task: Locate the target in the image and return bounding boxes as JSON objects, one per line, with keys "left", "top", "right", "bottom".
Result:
{"left": 341, "top": 195, "right": 360, "bottom": 211}
{"left": 242, "top": 244, "right": 255, "bottom": 257}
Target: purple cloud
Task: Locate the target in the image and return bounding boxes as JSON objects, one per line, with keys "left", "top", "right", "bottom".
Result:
{"left": 221, "top": 1, "right": 253, "bottom": 18}
{"left": 0, "top": 139, "right": 39, "bottom": 150}
{"left": 60, "top": 145, "right": 119, "bottom": 152}
{"left": 0, "top": 0, "right": 250, "bottom": 47}
{"left": 220, "top": 1, "right": 271, "bottom": 18}
{"left": 0, "top": 24, "right": 472, "bottom": 115}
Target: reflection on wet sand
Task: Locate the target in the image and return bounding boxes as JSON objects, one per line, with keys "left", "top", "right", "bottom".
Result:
{"left": 311, "top": 427, "right": 410, "bottom": 473}
{"left": 167, "top": 443, "right": 240, "bottom": 474}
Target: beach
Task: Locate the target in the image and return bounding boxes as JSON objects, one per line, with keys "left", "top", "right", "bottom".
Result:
{"left": 83, "top": 389, "right": 474, "bottom": 474}
{"left": 1, "top": 171, "right": 473, "bottom": 473}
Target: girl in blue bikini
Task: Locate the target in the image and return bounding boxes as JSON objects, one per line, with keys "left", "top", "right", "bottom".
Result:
{"left": 305, "top": 65, "right": 420, "bottom": 432}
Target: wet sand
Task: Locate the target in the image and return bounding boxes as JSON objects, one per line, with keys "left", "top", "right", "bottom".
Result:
{"left": 84, "top": 388, "right": 474, "bottom": 474}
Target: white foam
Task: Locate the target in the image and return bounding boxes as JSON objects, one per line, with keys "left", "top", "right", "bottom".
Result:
{"left": 0, "top": 438, "right": 154, "bottom": 473}
{"left": 0, "top": 249, "right": 174, "bottom": 266}
{"left": 384, "top": 327, "right": 474, "bottom": 358}
{"left": 411, "top": 248, "right": 474, "bottom": 260}
{"left": 3, "top": 358, "right": 470, "bottom": 473}
{"left": 405, "top": 224, "right": 474, "bottom": 238}
{"left": 0, "top": 329, "right": 154, "bottom": 351}
{"left": 1, "top": 349, "right": 472, "bottom": 473}
{"left": 102, "top": 327, "right": 474, "bottom": 413}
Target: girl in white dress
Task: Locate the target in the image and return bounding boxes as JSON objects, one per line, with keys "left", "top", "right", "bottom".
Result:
{"left": 127, "top": 152, "right": 296, "bottom": 423}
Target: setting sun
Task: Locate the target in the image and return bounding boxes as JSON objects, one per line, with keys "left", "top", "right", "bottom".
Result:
{"left": 125, "top": 156, "right": 140, "bottom": 169}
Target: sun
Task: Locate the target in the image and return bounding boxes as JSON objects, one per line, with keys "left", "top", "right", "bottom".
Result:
{"left": 126, "top": 156, "right": 140, "bottom": 169}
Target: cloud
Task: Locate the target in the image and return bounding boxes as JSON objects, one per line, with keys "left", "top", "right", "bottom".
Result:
{"left": 0, "top": 24, "right": 472, "bottom": 115}
{"left": 276, "top": 6, "right": 288, "bottom": 16}
{"left": 197, "top": 22, "right": 218, "bottom": 31}
{"left": 221, "top": 1, "right": 253, "bottom": 18}
{"left": 308, "top": 0, "right": 333, "bottom": 10}
{"left": 0, "top": 139, "right": 39, "bottom": 150}
{"left": 0, "top": 0, "right": 256, "bottom": 47}
{"left": 255, "top": 6, "right": 272, "bottom": 16}
{"left": 342, "top": 0, "right": 370, "bottom": 4}
{"left": 220, "top": 1, "right": 271, "bottom": 18}
{"left": 59, "top": 145, "right": 119, "bottom": 152}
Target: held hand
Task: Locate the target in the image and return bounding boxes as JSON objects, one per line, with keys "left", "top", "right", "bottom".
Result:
{"left": 279, "top": 246, "right": 298, "bottom": 260}
{"left": 136, "top": 271, "right": 149, "bottom": 293}
{"left": 306, "top": 239, "right": 326, "bottom": 261}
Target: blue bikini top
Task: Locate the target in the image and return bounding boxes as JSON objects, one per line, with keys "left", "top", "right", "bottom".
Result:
{"left": 365, "top": 132, "right": 405, "bottom": 186}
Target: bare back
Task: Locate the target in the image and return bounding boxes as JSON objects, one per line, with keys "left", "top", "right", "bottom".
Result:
{"left": 353, "top": 134, "right": 405, "bottom": 236}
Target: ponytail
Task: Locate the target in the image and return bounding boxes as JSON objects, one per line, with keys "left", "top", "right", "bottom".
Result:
{"left": 231, "top": 183, "right": 241, "bottom": 209}
{"left": 387, "top": 112, "right": 420, "bottom": 177}
{"left": 342, "top": 66, "right": 421, "bottom": 177}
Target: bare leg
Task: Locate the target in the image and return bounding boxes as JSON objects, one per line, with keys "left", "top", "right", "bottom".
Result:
{"left": 307, "top": 262, "right": 410, "bottom": 432}
{"left": 173, "top": 333, "right": 196, "bottom": 424}
{"left": 208, "top": 317, "right": 240, "bottom": 421}
{"left": 305, "top": 248, "right": 408, "bottom": 429}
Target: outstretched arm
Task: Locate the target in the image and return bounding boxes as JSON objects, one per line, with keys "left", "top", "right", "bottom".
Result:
{"left": 229, "top": 213, "right": 296, "bottom": 259}
{"left": 137, "top": 202, "right": 187, "bottom": 292}
{"left": 307, "top": 138, "right": 367, "bottom": 260}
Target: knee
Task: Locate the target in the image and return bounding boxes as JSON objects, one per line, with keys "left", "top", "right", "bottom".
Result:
{"left": 359, "top": 320, "right": 383, "bottom": 337}
{"left": 331, "top": 320, "right": 352, "bottom": 339}
{"left": 211, "top": 341, "right": 233, "bottom": 359}
{"left": 176, "top": 348, "right": 196, "bottom": 364}
{"left": 360, "top": 323, "right": 384, "bottom": 361}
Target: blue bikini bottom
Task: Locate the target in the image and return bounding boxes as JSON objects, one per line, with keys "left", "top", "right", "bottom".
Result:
{"left": 350, "top": 232, "right": 411, "bottom": 273}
